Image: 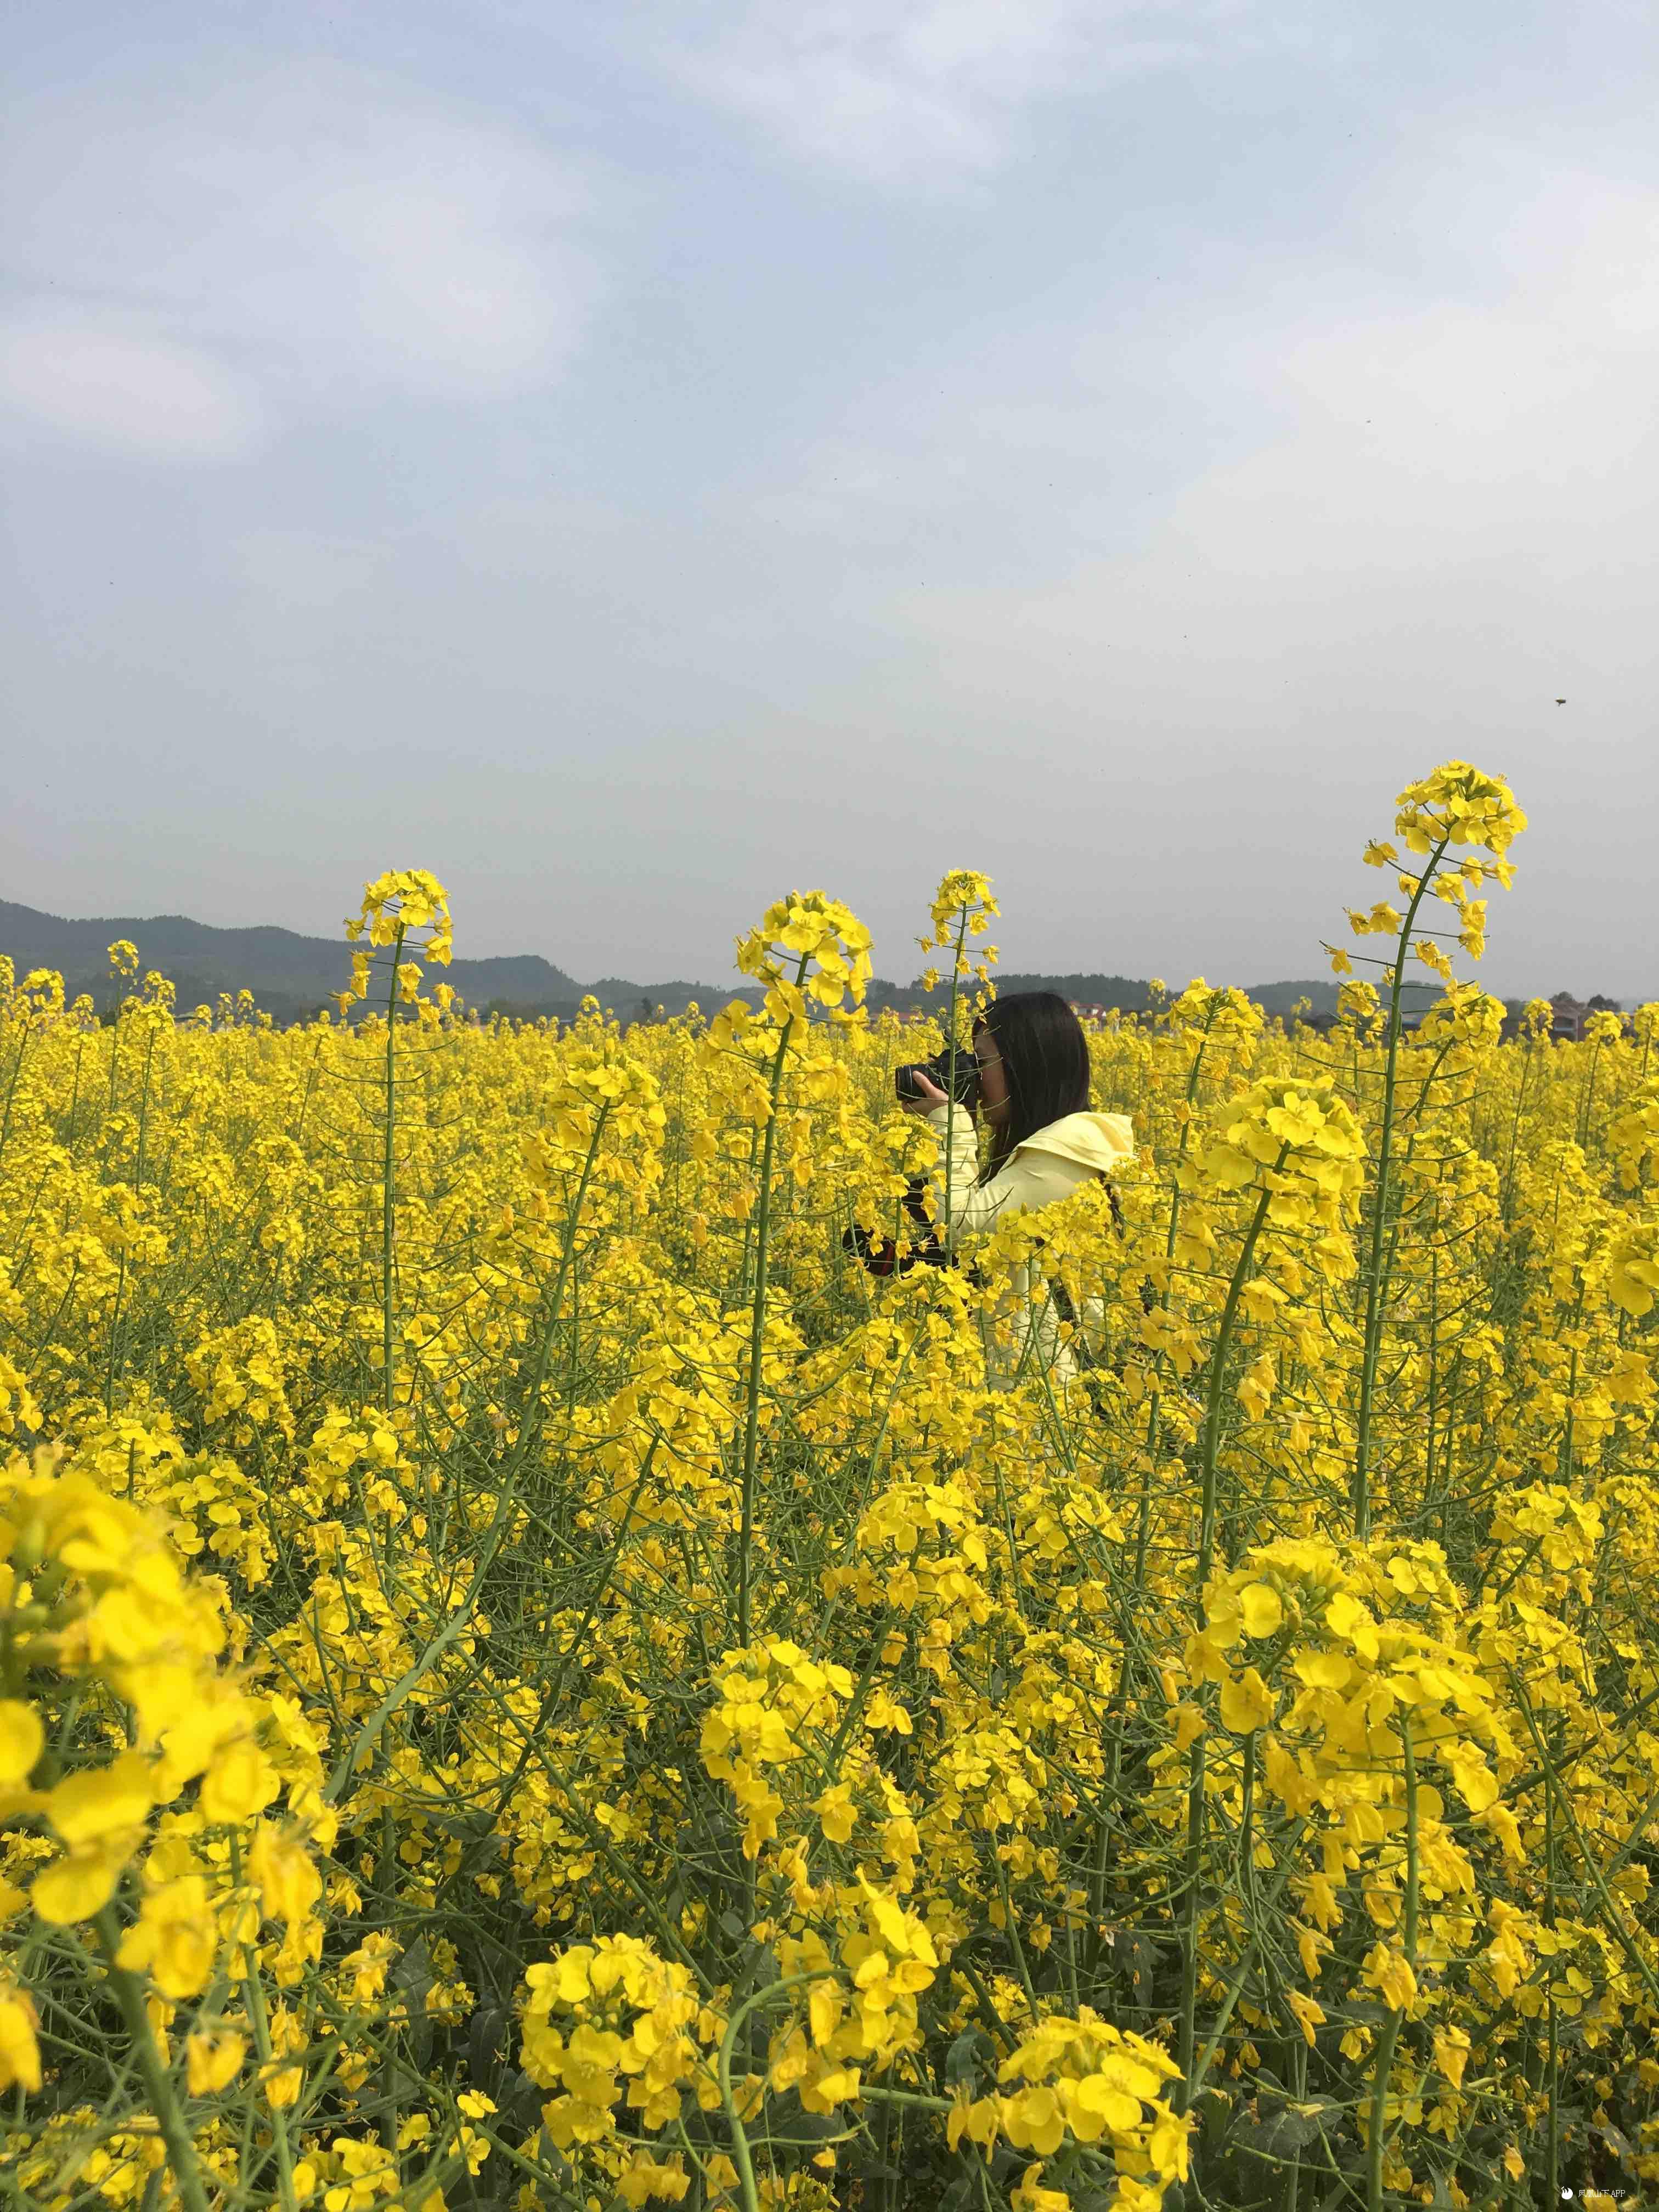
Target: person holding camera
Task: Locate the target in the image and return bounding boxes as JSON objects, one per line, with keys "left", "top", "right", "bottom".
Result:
{"left": 897, "top": 991, "right": 1134, "bottom": 1228}
{"left": 891, "top": 992, "right": 1136, "bottom": 1385}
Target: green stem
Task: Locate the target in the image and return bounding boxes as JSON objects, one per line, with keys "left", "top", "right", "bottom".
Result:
{"left": 941, "top": 908, "right": 971, "bottom": 1246}
{"left": 102, "top": 1251, "right": 128, "bottom": 1415}
{"left": 1365, "top": 1715, "right": 1418, "bottom": 2212}
{"left": 231, "top": 1836, "right": 298, "bottom": 2212}
{"left": 93, "top": 1906, "right": 211, "bottom": 2212}
{"left": 103, "top": 999, "right": 122, "bottom": 1157}
{"left": 716, "top": 1971, "right": 832, "bottom": 2212}
{"left": 515, "top": 1105, "right": 611, "bottom": 1442}
{"left": 469, "top": 1435, "right": 656, "bottom": 1842}
{"left": 1499, "top": 1030, "right": 1532, "bottom": 1221}
{"left": 1577, "top": 1036, "right": 1601, "bottom": 1149}
{"left": 736, "top": 955, "right": 806, "bottom": 1649}
{"left": 133, "top": 1021, "right": 157, "bottom": 1194}
{"left": 382, "top": 922, "right": 405, "bottom": 1414}
{"left": 1186, "top": 1935, "right": 1257, "bottom": 2103}
{"left": 990, "top": 1847, "right": 1039, "bottom": 2018}
{"left": 1196, "top": 1176, "right": 1279, "bottom": 1602}
{"left": 1177, "top": 1172, "right": 1279, "bottom": 2096}
{"left": 1097, "top": 1023, "right": 1219, "bottom": 1951}
{"left": 1353, "top": 839, "right": 1448, "bottom": 1536}
{"left": 100, "top": 1022, "right": 161, "bottom": 1415}
{"left": 323, "top": 1458, "right": 526, "bottom": 1804}
{"left": 0, "top": 1024, "right": 30, "bottom": 1163}
{"left": 1514, "top": 1684, "right": 1659, "bottom": 2011}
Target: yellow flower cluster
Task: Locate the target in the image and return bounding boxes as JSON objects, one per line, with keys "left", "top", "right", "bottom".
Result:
{"left": 1, "top": 1448, "right": 304, "bottom": 1926}
{"left": 521, "top": 1935, "right": 710, "bottom": 2153}
{"left": 949, "top": 2013, "right": 1186, "bottom": 2211}
{"left": 1333, "top": 758, "right": 1525, "bottom": 982}
{"left": 917, "top": 868, "right": 1000, "bottom": 997}
{"left": 0, "top": 1440, "right": 332, "bottom": 2163}
{"left": 700, "top": 1639, "right": 856, "bottom": 1860}
{"left": 734, "top": 891, "right": 873, "bottom": 1019}
{"left": 338, "top": 867, "right": 453, "bottom": 1013}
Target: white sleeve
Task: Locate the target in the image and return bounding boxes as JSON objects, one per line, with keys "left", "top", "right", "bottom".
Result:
{"left": 922, "top": 1111, "right": 1094, "bottom": 1241}
{"left": 921, "top": 1105, "right": 1015, "bottom": 1238}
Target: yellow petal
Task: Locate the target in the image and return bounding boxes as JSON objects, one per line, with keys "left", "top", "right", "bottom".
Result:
{"left": 0, "top": 1989, "right": 43, "bottom": 2095}
{"left": 1218, "top": 1668, "right": 1274, "bottom": 1734}
{"left": 199, "top": 1739, "right": 278, "bottom": 1825}
{"left": 0, "top": 1702, "right": 44, "bottom": 1790}
{"left": 1239, "top": 1584, "right": 1284, "bottom": 1639}
{"left": 46, "top": 1752, "right": 153, "bottom": 1846}
{"left": 187, "top": 2029, "right": 247, "bottom": 2096}
{"left": 32, "top": 1841, "right": 131, "bottom": 1926}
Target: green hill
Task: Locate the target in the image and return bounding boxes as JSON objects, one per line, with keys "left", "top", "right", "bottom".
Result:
{"left": 0, "top": 900, "right": 732, "bottom": 1024}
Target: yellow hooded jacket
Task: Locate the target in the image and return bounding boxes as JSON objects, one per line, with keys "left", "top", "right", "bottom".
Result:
{"left": 925, "top": 1103, "right": 1136, "bottom": 1237}
{"left": 924, "top": 1103, "right": 1137, "bottom": 1385}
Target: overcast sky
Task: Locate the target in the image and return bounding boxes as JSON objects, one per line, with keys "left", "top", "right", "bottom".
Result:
{"left": 3, "top": 2, "right": 1655, "bottom": 998}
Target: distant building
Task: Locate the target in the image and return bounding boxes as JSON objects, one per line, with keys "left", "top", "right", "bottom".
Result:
{"left": 1548, "top": 992, "right": 1626, "bottom": 1041}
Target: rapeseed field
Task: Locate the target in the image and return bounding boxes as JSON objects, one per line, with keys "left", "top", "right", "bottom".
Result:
{"left": 3, "top": 763, "right": 1657, "bottom": 2212}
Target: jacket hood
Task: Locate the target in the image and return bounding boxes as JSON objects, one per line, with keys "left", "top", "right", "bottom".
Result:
{"left": 1015, "top": 1110, "right": 1136, "bottom": 1175}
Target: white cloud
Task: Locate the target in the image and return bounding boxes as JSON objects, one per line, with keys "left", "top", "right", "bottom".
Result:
{"left": 0, "top": 62, "right": 594, "bottom": 455}
{"left": 737, "top": 156, "right": 1659, "bottom": 596}
{"left": 0, "top": 308, "right": 262, "bottom": 457}
{"left": 1258, "top": 168, "right": 1659, "bottom": 462}
{"left": 657, "top": 0, "right": 1280, "bottom": 183}
{"left": 696, "top": 151, "right": 1659, "bottom": 991}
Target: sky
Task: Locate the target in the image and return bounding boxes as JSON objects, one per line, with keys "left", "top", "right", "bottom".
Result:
{"left": 3, "top": 1, "right": 1656, "bottom": 999}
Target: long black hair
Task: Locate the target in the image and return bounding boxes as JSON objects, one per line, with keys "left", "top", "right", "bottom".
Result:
{"left": 973, "top": 991, "right": 1092, "bottom": 1182}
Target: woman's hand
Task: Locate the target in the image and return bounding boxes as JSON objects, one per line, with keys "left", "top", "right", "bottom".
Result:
{"left": 900, "top": 1069, "right": 950, "bottom": 1115}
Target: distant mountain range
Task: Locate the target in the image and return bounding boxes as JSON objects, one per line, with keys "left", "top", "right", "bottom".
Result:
{"left": 0, "top": 900, "right": 718, "bottom": 1024}
{"left": 0, "top": 899, "right": 1457, "bottom": 1026}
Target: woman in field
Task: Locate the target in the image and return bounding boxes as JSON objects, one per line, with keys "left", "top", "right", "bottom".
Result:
{"left": 900, "top": 991, "right": 1135, "bottom": 1384}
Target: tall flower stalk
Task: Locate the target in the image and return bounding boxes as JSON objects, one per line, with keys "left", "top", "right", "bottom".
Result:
{"left": 1174, "top": 1076, "right": 1365, "bottom": 2093}
{"left": 1327, "top": 764, "right": 1527, "bottom": 1534}
{"left": 338, "top": 870, "right": 453, "bottom": 1415}
{"left": 723, "top": 891, "right": 872, "bottom": 1646}
{"left": 915, "top": 871, "right": 998, "bottom": 1249}
{"left": 1175, "top": 1175, "right": 1277, "bottom": 2094}
{"left": 735, "top": 958, "right": 806, "bottom": 1651}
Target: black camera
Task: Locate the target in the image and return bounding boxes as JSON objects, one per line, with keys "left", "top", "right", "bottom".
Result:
{"left": 894, "top": 1048, "right": 980, "bottom": 1110}
{"left": 844, "top": 1175, "right": 949, "bottom": 1278}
